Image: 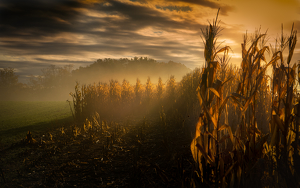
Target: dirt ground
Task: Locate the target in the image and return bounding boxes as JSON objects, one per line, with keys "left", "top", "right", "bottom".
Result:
{"left": 0, "top": 118, "right": 195, "bottom": 187}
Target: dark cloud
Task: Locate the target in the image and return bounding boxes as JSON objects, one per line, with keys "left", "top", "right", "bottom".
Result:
{"left": 0, "top": 0, "right": 202, "bottom": 44}
{"left": 129, "top": 0, "right": 235, "bottom": 15}
{"left": 92, "top": 0, "right": 201, "bottom": 31}
{"left": 0, "top": 0, "right": 203, "bottom": 53}
{"left": 0, "top": 0, "right": 209, "bottom": 82}
{"left": 166, "top": 0, "right": 235, "bottom": 15}
{"left": 155, "top": 5, "right": 192, "bottom": 12}
{"left": 0, "top": 0, "right": 85, "bottom": 38}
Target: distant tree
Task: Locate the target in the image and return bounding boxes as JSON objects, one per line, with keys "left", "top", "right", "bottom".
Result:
{"left": 29, "top": 64, "right": 73, "bottom": 89}
{"left": 28, "top": 75, "right": 43, "bottom": 90}
{"left": 43, "top": 65, "right": 73, "bottom": 88}
{"left": 0, "top": 67, "right": 21, "bottom": 100}
{"left": 0, "top": 67, "right": 18, "bottom": 88}
{"left": 70, "top": 57, "right": 190, "bottom": 85}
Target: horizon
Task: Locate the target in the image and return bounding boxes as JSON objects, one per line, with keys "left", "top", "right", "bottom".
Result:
{"left": 1, "top": 0, "right": 300, "bottom": 83}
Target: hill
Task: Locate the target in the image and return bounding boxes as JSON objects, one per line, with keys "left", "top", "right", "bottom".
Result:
{"left": 72, "top": 57, "right": 191, "bottom": 84}
{"left": 1, "top": 57, "right": 192, "bottom": 101}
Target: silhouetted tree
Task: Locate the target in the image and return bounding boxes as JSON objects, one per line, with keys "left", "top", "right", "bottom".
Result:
{"left": 0, "top": 67, "right": 18, "bottom": 88}
{"left": 0, "top": 67, "right": 21, "bottom": 100}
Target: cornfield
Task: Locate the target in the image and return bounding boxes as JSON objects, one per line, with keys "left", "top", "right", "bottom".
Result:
{"left": 69, "top": 11, "right": 300, "bottom": 188}
{"left": 70, "top": 76, "right": 179, "bottom": 125}
{"left": 190, "top": 11, "right": 300, "bottom": 187}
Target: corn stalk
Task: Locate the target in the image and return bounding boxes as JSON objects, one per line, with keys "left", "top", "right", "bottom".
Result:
{"left": 269, "top": 24, "right": 299, "bottom": 187}
{"left": 191, "top": 10, "right": 233, "bottom": 187}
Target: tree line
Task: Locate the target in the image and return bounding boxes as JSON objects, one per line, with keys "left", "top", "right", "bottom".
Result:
{"left": 0, "top": 57, "right": 191, "bottom": 101}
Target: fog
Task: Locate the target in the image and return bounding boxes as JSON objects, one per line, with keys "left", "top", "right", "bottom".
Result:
{"left": 0, "top": 57, "right": 191, "bottom": 101}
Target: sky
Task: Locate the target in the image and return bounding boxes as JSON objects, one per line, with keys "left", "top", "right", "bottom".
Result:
{"left": 1, "top": 0, "right": 300, "bottom": 83}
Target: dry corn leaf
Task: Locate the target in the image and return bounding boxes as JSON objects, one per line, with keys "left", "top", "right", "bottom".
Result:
{"left": 204, "top": 132, "right": 209, "bottom": 154}
{"left": 218, "top": 124, "right": 235, "bottom": 144}
{"left": 236, "top": 82, "right": 242, "bottom": 93}
{"left": 219, "top": 134, "right": 230, "bottom": 143}
{"left": 219, "top": 96, "right": 230, "bottom": 116}
{"left": 251, "top": 127, "right": 261, "bottom": 135}
{"left": 298, "top": 64, "right": 300, "bottom": 84}
{"left": 208, "top": 61, "right": 219, "bottom": 87}
{"left": 208, "top": 87, "right": 220, "bottom": 98}
{"left": 287, "top": 28, "right": 297, "bottom": 64}
{"left": 273, "top": 114, "right": 285, "bottom": 132}
{"left": 255, "top": 134, "right": 269, "bottom": 153}
{"left": 204, "top": 130, "right": 217, "bottom": 142}
{"left": 242, "top": 94, "right": 255, "bottom": 115}
{"left": 231, "top": 93, "right": 246, "bottom": 101}
{"left": 197, "top": 91, "right": 203, "bottom": 106}
{"left": 214, "top": 46, "right": 231, "bottom": 58}
{"left": 270, "top": 123, "right": 279, "bottom": 146}
{"left": 202, "top": 103, "right": 218, "bottom": 129}
{"left": 225, "top": 161, "right": 237, "bottom": 179}
{"left": 195, "top": 118, "right": 203, "bottom": 138}
{"left": 196, "top": 143, "right": 215, "bottom": 166}
{"left": 230, "top": 95, "right": 243, "bottom": 110}
{"left": 191, "top": 136, "right": 202, "bottom": 163}
{"left": 218, "top": 124, "right": 229, "bottom": 131}
{"left": 287, "top": 130, "right": 293, "bottom": 148}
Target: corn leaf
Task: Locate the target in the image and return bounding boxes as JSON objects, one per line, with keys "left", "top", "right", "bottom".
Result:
{"left": 190, "top": 137, "right": 202, "bottom": 163}
{"left": 270, "top": 124, "right": 279, "bottom": 146}
{"left": 213, "top": 46, "right": 231, "bottom": 59}
{"left": 273, "top": 114, "right": 285, "bottom": 132}
{"left": 231, "top": 93, "right": 246, "bottom": 101}
{"left": 219, "top": 134, "right": 230, "bottom": 143}
{"left": 197, "top": 91, "right": 202, "bottom": 106}
{"left": 202, "top": 103, "right": 218, "bottom": 129}
{"left": 224, "top": 161, "right": 237, "bottom": 178}
{"left": 196, "top": 143, "right": 215, "bottom": 166}
{"left": 242, "top": 94, "right": 255, "bottom": 115}
{"left": 218, "top": 124, "right": 230, "bottom": 131}
{"left": 251, "top": 126, "right": 261, "bottom": 135}
{"left": 219, "top": 124, "right": 234, "bottom": 144}
{"left": 230, "top": 95, "right": 243, "bottom": 110}
{"left": 221, "top": 76, "right": 233, "bottom": 86}
{"left": 219, "top": 96, "right": 230, "bottom": 116}
{"left": 208, "top": 87, "right": 220, "bottom": 98}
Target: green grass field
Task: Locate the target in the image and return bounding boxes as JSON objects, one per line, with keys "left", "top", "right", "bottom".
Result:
{"left": 0, "top": 101, "right": 73, "bottom": 146}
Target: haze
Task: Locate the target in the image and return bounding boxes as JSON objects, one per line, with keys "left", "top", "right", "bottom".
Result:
{"left": 0, "top": 0, "right": 299, "bottom": 93}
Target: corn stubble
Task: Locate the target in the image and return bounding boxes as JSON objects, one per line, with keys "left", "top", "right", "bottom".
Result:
{"left": 190, "top": 11, "right": 300, "bottom": 187}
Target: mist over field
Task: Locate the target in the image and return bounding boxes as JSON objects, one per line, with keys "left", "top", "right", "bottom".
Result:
{"left": 0, "top": 57, "right": 191, "bottom": 101}
{"left": 73, "top": 58, "right": 191, "bottom": 84}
